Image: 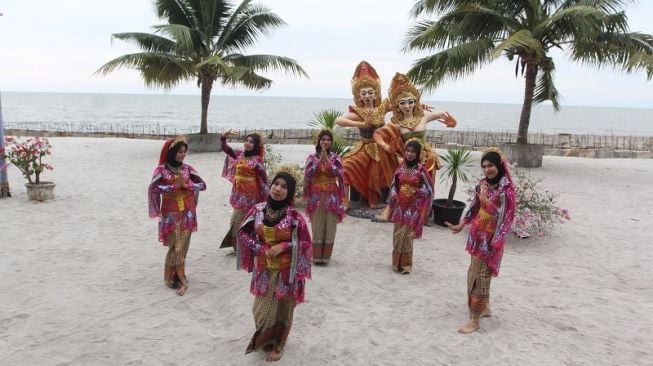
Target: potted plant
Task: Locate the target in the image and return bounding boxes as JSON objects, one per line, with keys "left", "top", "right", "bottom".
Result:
{"left": 432, "top": 147, "right": 474, "bottom": 226}
{"left": 4, "top": 136, "right": 55, "bottom": 201}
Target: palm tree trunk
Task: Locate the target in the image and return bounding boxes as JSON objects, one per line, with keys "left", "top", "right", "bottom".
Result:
{"left": 199, "top": 76, "right": 214, "bottom": 135}
{"left": 517, "top": 61, "right": 538, "bottom": 145}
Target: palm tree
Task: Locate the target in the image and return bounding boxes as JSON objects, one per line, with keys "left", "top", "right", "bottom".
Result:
{"left": 96, "top": 0, "right": 308, "bottom": 134}
{"left": 404, "top": 0, "right": 653, "bottom": 145}
{"left": 308, "top": 109, "right": 351, "bottom": 156}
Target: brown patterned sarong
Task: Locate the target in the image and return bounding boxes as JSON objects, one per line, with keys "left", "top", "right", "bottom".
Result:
{"left": 467, "top": 256, "right": 492, "bottom": 320}
{"left": 311, "top": 193, "right": 338, "bottom": 264}
{"left": 246, "top": 270, "right": 295, "bottom": 354}
{"left": 392, "top": 223, "right": 413, "bottom": 273}
{"left": 220, "top": 208, "right": 246, "bottom": 250}
{"left": 164, "top": 223, "right": 191, "bottom": 287}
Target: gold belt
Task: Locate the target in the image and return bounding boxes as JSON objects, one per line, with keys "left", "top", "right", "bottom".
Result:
{"left": 399, "top": 185, "right": 415, "bottom": 196}
{"left": 235, "top": 175, "right": 256, "bottom": 182}
{"left": 478, "top": 209, "right": 494, "bottom": 221}
{"left": 163, "top": 191, "right": 190, "bottom": 211}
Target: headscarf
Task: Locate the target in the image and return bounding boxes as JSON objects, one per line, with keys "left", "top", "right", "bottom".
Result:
{"left": 264, "top": 171, "right": 297, "bottom": 226}
{"left": 243, "top": 133, "right": 261, "bottom": 158}
{"left": 315, "top": 129, "right": 333, "bottom": 154}
{"left": 405, "top": 140, "right": 422, "bottom": 168}
{"left": 158, "top": 137, "right": 187, "bottom": 167}
{"left": 481, "top": 151, "right": 505, "bottom": 185}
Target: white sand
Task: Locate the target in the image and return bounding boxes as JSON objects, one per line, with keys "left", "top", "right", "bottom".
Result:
{"left": 2, "top": 137, "right": 652, "bottom": 365}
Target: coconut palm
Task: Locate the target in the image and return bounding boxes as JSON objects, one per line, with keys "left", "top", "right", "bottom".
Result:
{"left": 404, "top": 0, "right": 653, "bottom": 145}
{"left": 308, "top": 109, "right": 351, "bottom": 156}
{"left": 96, "top": 0, "right": 308, "bottom": 134}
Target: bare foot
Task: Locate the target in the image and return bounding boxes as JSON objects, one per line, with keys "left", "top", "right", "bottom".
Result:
{"left": 457, "top": 320, "right": 480, "bottom": 334}
{"left": 481, "top": 304, "right": 492, "bottom": 318}
{"left": 266, "top": 349, "right": 282, "bottom": 362}
{"left": 176, "top": 279, "right": 188, "bottom": 296}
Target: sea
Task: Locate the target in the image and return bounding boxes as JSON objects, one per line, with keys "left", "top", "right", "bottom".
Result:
{"left": 2, "top": 92, "right": 652, "bottom": 136}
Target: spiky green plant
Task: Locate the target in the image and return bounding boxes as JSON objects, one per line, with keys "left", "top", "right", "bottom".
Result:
{"left": 439, "top": 147, "right": 474, "bottom": 206}
{"left": 308, "top": 109, "right": 351, "bottom": 156}
{"left": 404, "top": 0, "right": 653, "bottom": 145}
{"left": 96, "top": 0, "right": 308, "bottom": 134}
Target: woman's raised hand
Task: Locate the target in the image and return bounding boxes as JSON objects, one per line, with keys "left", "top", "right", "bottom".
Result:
{"left": 222, "top": 128, "right": 238, "bottom": 138}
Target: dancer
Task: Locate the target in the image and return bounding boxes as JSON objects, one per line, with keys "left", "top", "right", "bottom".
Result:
{"left": 445, "top": 148, "right": 516, "bottom": 334}
{"left": 335, "top": 61, "right": 398, "bottom": 210}
{"left": 388, "top": 140, "right": 433, "bottom": 274}
{"left": 303, "top": 129, "right": 345, "bottom": 264}
{"left": 220, "top": 129, "right": 268, "bottom": 251}
{"left": 238, "top": 171, "right": 312, "bottom": 362}
{"left": 373, "top": 72, "right": 457, "bottom": 222}
{"left": 148, "top": 136, "right": 206, "bottom": 296}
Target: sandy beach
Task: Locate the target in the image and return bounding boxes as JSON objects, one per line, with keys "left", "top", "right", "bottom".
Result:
{"left": 2, "top": 137, "right": 652, "bottom": 365}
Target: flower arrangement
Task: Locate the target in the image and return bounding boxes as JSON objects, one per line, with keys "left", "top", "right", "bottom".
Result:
{"left": 510, "top": 168, "right": 570, "bottom": 238}
{"left": 3, "top": 136, "right": 53, "bottom": 184}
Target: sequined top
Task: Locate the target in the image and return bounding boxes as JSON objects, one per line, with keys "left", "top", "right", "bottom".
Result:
{"left": 303, "top": 152, "right": 345, "bottom": 222}
{"left": 388, "top": 162, "right": 433, "bottom": 238}
{"left": 463, "top": 176, "right": 516, "bottom": 276}
{"left": 238, "top": 203, "right": 313, "bottom": 305}
{"left": 221, "top": 137, "right": 269, "bottom": 210}
{"left": 148, "top": 163, "right": 207, "bottom": 246}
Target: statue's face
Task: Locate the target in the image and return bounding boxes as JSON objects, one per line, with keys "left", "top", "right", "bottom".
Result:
{"left": 359, "top": 87, "right": 376, "bottom": 106}
{"left": 398, "top": 96, "right": 416, "bottom": 115}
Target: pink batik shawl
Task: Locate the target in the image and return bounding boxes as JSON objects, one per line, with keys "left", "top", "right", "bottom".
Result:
{"left": 237, "top": 203, "right": 313, "bottom": 305}
{"left": 148, "top": 164, "right": 206, "bottom": 245}
{"left": 388, "top": 163, "right": 433, "bottom": 239}
{"left": 463, "top": 176, "right": 516, "bottom": 276}
{"left": 303, "top": 152, "right": 346, "bottom": 222}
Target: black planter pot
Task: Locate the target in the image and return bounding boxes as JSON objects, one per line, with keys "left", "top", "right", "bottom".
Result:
{"left": 432, "top": 199, "right": 466, "bottom": 227}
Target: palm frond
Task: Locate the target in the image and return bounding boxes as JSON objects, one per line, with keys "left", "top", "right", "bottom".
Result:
{"left": 110, "top": 32, "right": 176, "bottom": 53}
{"left": 151, "top": 24, "right": 196, "bottom": 52}
{"left": 570, "top": 31, "right": 653, "bottom": 78}
{"left": 410, "top": 0, "right": 466, "bottom": 18}
{"left": 407, "top": 38, "right": 496, "bottom": 91}
{"left": 533, "top": 57, "right": 561, "bottom": 109}
{"left": 494, "top": 29, "right": 544, "bottom": 59}
{"left": 308, "top": 109, "right": 343, "bottom": 130}
{"left": 95, "top": 52, "right": 193, "bottom": 89}
{"left": 156, "top": 0, "right": 197, "bottom": 28}
{"left": 217, "top": 2, "right": 286, "bottom": 53}
{"left": 224, "top": 54, "right": 308, "bottom": 78}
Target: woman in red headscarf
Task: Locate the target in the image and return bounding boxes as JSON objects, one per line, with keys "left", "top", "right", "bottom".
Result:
{"left": 148, "top": 137, "right": 206, "bottom": 296}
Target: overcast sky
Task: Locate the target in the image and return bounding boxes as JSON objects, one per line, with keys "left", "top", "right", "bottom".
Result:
{"left": 0, "top": 0, "right": 651, "bottom": 108}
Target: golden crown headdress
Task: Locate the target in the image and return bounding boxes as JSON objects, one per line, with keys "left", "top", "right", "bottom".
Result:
{"left": 482, "top": 146, "right": 504, "bottom": 159}
{"left": 314, "top": 128, "right": 333, "bottom": 143}
{"left": 273, "top": 164, "right": 302, "bottom": 186}
{"left": 169, "top": 135, "right": 188, "bottom": 150}
{"left": 351, "top": 61, "right": 382, "bottom": 107}
{"left": 388, "top": 73, "right": 424, "bottom": 123}
{"left": 405, "top": 137, "right": 425, "bottom": 150}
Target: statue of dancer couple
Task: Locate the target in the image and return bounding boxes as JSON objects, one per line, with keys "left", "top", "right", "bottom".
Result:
{"left": 335, "top": 61, "right": 457, "bottom": 220}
